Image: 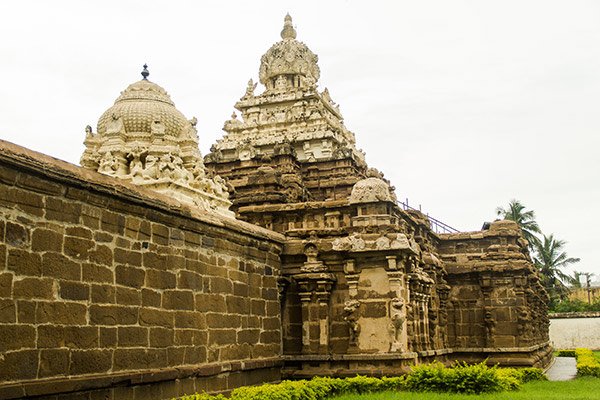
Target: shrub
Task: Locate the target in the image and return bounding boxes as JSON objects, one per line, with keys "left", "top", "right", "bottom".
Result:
{"left": 178, "top": 394, "right": 225, "bottom": 400}
{"left": 518, "top": 367, "right": 548, "bottom": 383}
{"left": 557, "top": 349, "right": 577, "bottom": 357}
{"left": 405, "top": 361, "right": 519, "bottom": 394}
{"left": 575, "top": 348, "right": 600, "bottom": 377}
{"left": 174, "top": 361, "right": 543, "bottom": 399}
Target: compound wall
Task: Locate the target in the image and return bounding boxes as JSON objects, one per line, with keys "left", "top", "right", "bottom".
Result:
{"left": 0, "top": 141, "right": 284, "bottom": 399}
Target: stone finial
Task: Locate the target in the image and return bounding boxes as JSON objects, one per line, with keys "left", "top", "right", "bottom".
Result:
{"left": 281, "top": 13, "right": 297, "bottom": 40}
{"left": 141, "top": 64, "right": 149, "bottom": 80}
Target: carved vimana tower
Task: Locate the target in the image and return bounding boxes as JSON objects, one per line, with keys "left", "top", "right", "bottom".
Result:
{"left": 206, "top": 14, "right": 551, "bottom": 377}
{"left": 206, "top": 14, "right": 372, "bottom": 208}
{"left": 81, "top": 65, "right": 233, "bottom": 217}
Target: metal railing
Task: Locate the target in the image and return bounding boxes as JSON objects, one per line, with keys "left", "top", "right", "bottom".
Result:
{"left": 398, "top": 199, "right": 459, "bottom": 234}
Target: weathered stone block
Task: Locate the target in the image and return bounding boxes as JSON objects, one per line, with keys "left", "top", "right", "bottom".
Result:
{"left": 139, "top": 308, "right": 174, "bottom": 328}
{"left": 8, "top": 248, "right": 42, "bottom": 276}
{"left": 5, "top": 221, "right": 30, "bottom": 248}
{"left": 183, "top": 346, "right": 208, "bottom": 364}
{"left": 65, "top": 226, "right": 93, "bottom": 239}
{"left": 16, "top": 300, "right": 35, "bottom": 323}
{"left": 89, "top": 304, "right": 138, "bottom": 325}
{"left": 118, "top": 326, "right": 149, "bottom": 347}
{"left": 208, "top": 329, "right": 237, "bottom": 346}
{"left": 114, "top": 248, "right": 142, "bottom": 266}
{"left": 167, "top": 254, "right": 186, "bottom": 271}
{"left": 89, "top": 245, "right": 113, "bottom": 265}
{"left": 0, "top": 349, "right": 38, "bottom": 381}
{"left": 237, "top": 329, "right": 260, "bottom": 345}
{"left": 226, "top": 295, "right": 249, "bottom": 314}
{"left": 1, "top": 186, "right": 44, "bottom": 216}
{"left": 175, "top": 311, "right": 206, "bottom": 329}
{"left": 115, "top": 265, "right": 145, "bottom": 288}
{"left": 143, "top": 252, "right": 167, "bottom": 270}
{"left": 195, "top": 293, "right": 226, "bottom": 312}
{"left": 113, "top": 348, "right": 167, "bottom": 371}
{"left": 45, "top": 197, "right": 81, "bottom": 223}
{"left": 100, "top": 327, "right": 117, "bottom": 348}
{"left": 177, "top": 270, "right": 203, "bottom": 290}
{"left": 149, "top": 327, "right": 174, "bottom": 348}
{"left": 101, "top": 210, "right": 125, "bottom": 234}
{"left": 31, "top": 228, "right": 62, "bottom": 252}
{"left": 163, "top": 290, "right": 194, "bottom": 310}
{"left": 70, "top": 349, "right": 113, "bottom": 374}
{"left": 251, "top": 299, "right": 266, "bottom": 315}
{"left": 0, "top": 273, "right": 12, "bottom": 297}
{"left": 0, "top": 324, "right": 36, "bottom": 351}
{"left": 361, "top": 302, "right": 387, "bottom": 318}
{"left": 59, "top": 281, "right": 90, "bottom": 301}
{"left": 36, "top": 301, "right": 86, "bottom": 325}
{"left": 91, "top": 284, "right": 116, "bottom": 304}
{"left": 146, "top": 269, "right": 177, "bottom": 289}
{"left": 151, "top": 223, "right": 170, "bottom": 245}
{"left": 83, "top": 263, "right": 114, "bottom": 283}
{"left": 174, "top": 329, "right": 194, "bottom": 345}
{"left": 206, "top": 312, "right": 240, "bottom": 329}
{"left": 260, "top": 330, "right": 280, "bottom": 344}
{"left": 221, "top": 343, "right": 251, "bottom": 361}
{"left": 0, "top": 299, "right": 16, "bottom": 322}
{"left": 64, "top": 236, "right": 94, "bottom": 260}
{"left": 141, "top": 288, "right": 161, "bottom": 307}
{"left": 13, "top": 277, "right": 55, "bottom": 299}
{"left": 42, "top": 252, "right": 80, "bottom": 280}
{"left": 116, "top": 286, "right": 142, "bottom": 306}
{"left": 38, "top": 348, "right": 70, "bottom": 378}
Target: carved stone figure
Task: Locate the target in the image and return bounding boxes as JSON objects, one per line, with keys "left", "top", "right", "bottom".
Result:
{"left": 390, "top": 298, "right": 405, "bottom": 352}
{"left": 98, "top": 151, "right": 119, "bottom": 175}
{"left": 343, "top": 299, "right": 361, "bottom": 345}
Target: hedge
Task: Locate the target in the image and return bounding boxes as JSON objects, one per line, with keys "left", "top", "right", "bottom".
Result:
{"left": 175, "top": 362, "right": 546, "bottom": 400}
{"left": 575, "top": 348, "right": 600, "bottom": 377}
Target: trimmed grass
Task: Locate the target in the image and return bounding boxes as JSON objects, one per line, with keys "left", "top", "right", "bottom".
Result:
{"left": 332, "top": 377, "right": 600, "bottom": 400}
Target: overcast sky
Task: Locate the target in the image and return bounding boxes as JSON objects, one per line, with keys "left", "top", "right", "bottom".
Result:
{"left": 1, "top": 1, "right": 598, "bottom": 278}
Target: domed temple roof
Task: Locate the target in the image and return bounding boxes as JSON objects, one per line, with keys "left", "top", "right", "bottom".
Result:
{"left": 259, "top": 14, "right": 320, "bottom": 90}
{"left": 349, "top": 177, "right": 396, "bottom": 204}
{"left": 97, "top": 71, "right": 190, "bottom": 138}
{"left": 80, "top": 65, "right": 233, "bottom": 217}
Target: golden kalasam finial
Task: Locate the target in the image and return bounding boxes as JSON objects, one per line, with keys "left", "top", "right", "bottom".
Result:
{"left": 281, "top": 13, "right": 297, "bottom": 40}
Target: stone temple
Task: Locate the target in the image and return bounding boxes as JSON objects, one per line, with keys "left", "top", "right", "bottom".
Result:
{"left": 0, "top": 14, "right": 551, "bottom": 400}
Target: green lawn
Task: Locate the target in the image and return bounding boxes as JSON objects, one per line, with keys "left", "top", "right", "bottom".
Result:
{"left": 332, "top": 377, "right": 600, "bottom": 400}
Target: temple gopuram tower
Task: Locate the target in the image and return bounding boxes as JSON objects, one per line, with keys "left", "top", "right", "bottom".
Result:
{"left": 206, "top": 15, "right": 552, "bottom": 376}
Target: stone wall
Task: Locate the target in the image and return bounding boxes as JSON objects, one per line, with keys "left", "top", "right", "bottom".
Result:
{"left": 549, "top": 313, "right": 600, "bottom": 350}
{"left": 438, "top": 221, "right": 552, "bottom": 367}
{"left": 0, "top": 141, "right": 284, "bottom": 399}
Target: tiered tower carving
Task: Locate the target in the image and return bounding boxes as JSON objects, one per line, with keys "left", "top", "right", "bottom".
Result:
{"left": 206, "top": 14, "right": 552, "bottom": 376}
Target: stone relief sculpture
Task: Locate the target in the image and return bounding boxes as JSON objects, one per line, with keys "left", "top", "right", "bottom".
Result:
{"left": 484, "top": 308, "right": 496, "bottom": 346}
{"left": 343, "top": 299, "right": 361, "bottom": 346}
{"left": 389, "top": 298, "right": 405, "bottom": 352}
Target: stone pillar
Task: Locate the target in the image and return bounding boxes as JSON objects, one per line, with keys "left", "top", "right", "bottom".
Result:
{"left": 296, "top": 273, "right": 336, "bottom": 354}
{"left": 480, "top": 273, "right": 495, "bottom": 347}
{"left": 436, "top": 284, "right": 450, "bottom": 348}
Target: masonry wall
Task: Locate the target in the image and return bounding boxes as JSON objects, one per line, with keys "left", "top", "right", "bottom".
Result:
{"left": 438, "top": 221, "right": 552, "bottom": 367}
{"left": 549, "top": 314, "right": 600, "bottom": 350}
{"left": 0, "top": 141, "right": 284, "bottom": 400}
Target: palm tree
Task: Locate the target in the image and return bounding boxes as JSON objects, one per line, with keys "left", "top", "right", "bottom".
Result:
{"left": 533, "top": 234, "right": 580, "bottom": 304}
{"left": 496, "top": 199, "right": 541, "bottom": 248}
